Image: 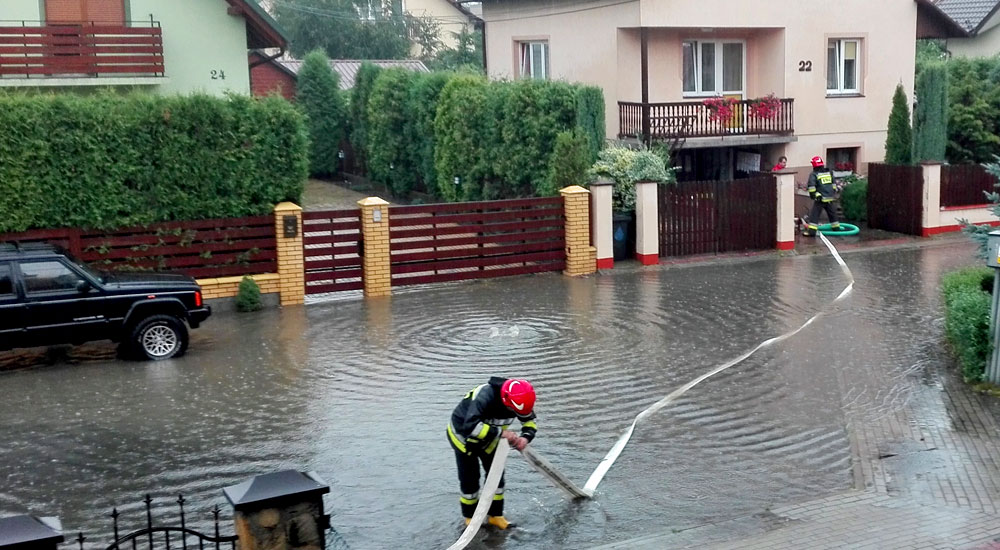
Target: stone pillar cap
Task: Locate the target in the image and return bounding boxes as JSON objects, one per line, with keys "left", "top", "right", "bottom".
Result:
{"left": 772, "top": 170, "right": 798, "bottom": 175}
{"left": 357, "top": 197, "right": 390, "bottom": 207}
{"left": 560, "top": 185, "right": 590, "bottom": 195}
{"left": 590, "top": 177, "right": 614, "bottom": 186}
{"left": 274, "top": 202, "right": 303, "bottom": 212}
{"left": 0, "top": 515, "right": 64, "bottom": 548}
{"left": 223, "top": 470, "right": 330, "bottom": 511}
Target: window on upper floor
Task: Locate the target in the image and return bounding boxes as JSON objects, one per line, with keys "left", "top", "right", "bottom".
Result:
{"left": 827, "top": 39, "right": 862, "bottom": 95}
{"left": 682, "top": 40, "right": 744, "bottom": 96}
{"left": 518, "top": 41, "right": 549, "bottom": 80}
{"left": 44, "top": 0, "right": 126, "bottom": 24}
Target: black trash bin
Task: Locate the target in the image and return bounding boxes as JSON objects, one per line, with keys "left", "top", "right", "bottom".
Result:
{"left": 612, "top": 212, "right": 633, "bottom": 261}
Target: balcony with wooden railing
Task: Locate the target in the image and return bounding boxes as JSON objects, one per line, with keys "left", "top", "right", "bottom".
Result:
{"left": 619, "top": 98, "right": 795, "bottom": 141}
{"left": 0, "top": 21, "right": 164, "bottom": 82}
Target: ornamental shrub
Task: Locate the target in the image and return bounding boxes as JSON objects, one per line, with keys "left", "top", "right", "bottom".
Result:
{"left": 0, "top": 91, "right": 307, "bottom": 233}
{"left": 434, "top": 75, "right": 490, "bottom": 201}
{"left": 839, "top": 175, "right": 868, "bottom": 222}
{"left": 545, "top": 129, "right": 593, "bottom": 196}
{"left": 913, "top": 62, "right": 948, "bottom": 163}
{"left": 350, "top": 62, "right": 382, "bottom": 174}
{"left": 406, "top": 71, "right": 454, "bottom": 198}
{"left": 942, "top": 267, "right": 993, "bottom": 382}
{"left": 367, "top": 69, "right": 418, "bottom": 197}
{"left": 297, "top": 50, "right": 347, "bottom": 177}
{"left": 236, "top": 276, "right": 263, "bottom": 312}
{"left": 575, "top": 85, "right": 606, "bottom": 161}
{"left": 493, "top": 79, "right": 578, "bottom": 198}
{"left": 590, "top": 145, "right": 674, "bottom": 212}
{"left": 885, "top": 84, "right": 913, "bottom": 165}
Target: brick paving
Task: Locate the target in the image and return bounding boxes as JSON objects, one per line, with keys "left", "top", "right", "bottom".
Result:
{"left": 592, "top": 239, "right": 1000, "bottom": 550}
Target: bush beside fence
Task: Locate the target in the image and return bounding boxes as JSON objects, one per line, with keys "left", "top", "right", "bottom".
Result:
{"left": 0, "top": 92, "right": 308, "bottom": 233}
{"left": 942, "top": 267, "right": 993, "bottom": 382}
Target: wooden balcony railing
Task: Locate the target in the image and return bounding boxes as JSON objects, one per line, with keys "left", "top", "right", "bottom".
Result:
{"left": 619, "top": 98, "right": 795, "bottom": 141}
{"left": 0, "top": 21, "right": 164, "bottom": 78}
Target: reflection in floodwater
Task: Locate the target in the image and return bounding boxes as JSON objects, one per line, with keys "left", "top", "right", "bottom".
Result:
{"left": 0, "top": 243, "right": 983, "bottom": 549}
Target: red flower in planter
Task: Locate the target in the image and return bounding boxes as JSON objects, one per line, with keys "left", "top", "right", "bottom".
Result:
{"left": 748, "top": 94, "right": 782, "bottom": 121}
{"left": 703, "top": 97, "right": 737, "bottom": 123}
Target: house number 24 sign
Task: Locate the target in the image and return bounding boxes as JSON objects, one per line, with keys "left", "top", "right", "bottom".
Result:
{"left": 211, "top": 70, "right": 226, "bottom": 80}
{"left": 798, "top": 61, "right": 813, "bottom": 72}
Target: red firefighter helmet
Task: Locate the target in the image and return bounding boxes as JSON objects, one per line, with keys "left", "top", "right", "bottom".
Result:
{"left": 500, "top": 379, "right": 535, "bottom": 415}
{"left": 811, "top": 156, "right": 825, "bottom": 168}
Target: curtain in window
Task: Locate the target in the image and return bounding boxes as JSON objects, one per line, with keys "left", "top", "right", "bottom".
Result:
{"left": 701, "top": 42, "right": 716, "bottom": 92}
{"left": 520, "top": 43, "right": 531, "bottom": 78}
{"left": 827, "top": 42, "right": 839, "bottom": 90}
{"left": 843, "top": 41, "right": 858, "bottom": 90}
{"left": 531, "top": 43, "right": 546, "bottom": 79}
{"left": 682, "top": 41, "right": 696, "bottom": 92}
{"left": 722, "top": 43, "right": 742, "bottom": 92}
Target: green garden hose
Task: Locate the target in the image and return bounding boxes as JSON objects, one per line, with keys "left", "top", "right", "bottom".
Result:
{"left": 819, "top": 223, "right": 860, "bottom": 236}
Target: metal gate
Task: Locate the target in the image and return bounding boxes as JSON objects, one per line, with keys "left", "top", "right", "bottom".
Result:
{"left": 867, "top": 163, "right": 923, "bottom": 235}
{"left": 658, "top": 175, "right": 777, "bottom": 257}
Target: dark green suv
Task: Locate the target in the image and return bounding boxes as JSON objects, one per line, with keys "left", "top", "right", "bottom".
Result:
{"left": 0, "top": 242, "right": 211, "bottom": 360}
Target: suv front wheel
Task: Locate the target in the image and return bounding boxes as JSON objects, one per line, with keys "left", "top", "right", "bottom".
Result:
{"left": 130, "top": 315, "right": 189, "bottom": 360}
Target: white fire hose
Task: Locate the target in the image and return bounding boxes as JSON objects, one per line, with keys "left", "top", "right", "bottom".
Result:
{"left": 449, "top": 234, "right": 854, "bottom": 549}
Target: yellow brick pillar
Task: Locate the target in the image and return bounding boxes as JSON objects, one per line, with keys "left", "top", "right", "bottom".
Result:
{"left": 358, "top": 197, "right": 392, "bottom": 297}
{"left": 560, "top": 186, "right": 597, "bottom": 276}
{"left": 274, "top": 202, "right": 305, "bottom": 306}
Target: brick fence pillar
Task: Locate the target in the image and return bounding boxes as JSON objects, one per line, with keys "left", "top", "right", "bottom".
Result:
{"left": 634, "top": 180, "right": 659, "bottom": 265}
{"left": 274, "top": 202, "right": 305, "bottom": 306}
{"left": 921, "top": 162, "right": 942, "bottom": 237}
{"left": 560, "top": 186, "right": 596, "bottom": 276}
{"left": 224, "top": 470, "right": 330, "bottom": 550}
{"left": 358, "top": 197, "right": 392, "bottom": 297}
{"left": 590, "top": 178, "right": 614, "bottom": 269}
{"left": 774, "top": 171, "right": 796, "bottom": 250}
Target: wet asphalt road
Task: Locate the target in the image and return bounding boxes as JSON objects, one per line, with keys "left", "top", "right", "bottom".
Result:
{"left": 0, "top": 241, "right": 984, "bottom": 549}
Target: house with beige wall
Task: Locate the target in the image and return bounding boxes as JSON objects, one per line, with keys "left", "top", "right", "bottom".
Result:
{"left": 477, "top": 0, "right": 932, "bottom": 181}
{"left": 923, "top": 0, "right": 1000, "bottom": 57}
{"left": 405, "top": 0, "right": 482, "bottom": 55}
{"left": 0, "top": 0, "right": 286, "bottom": 96}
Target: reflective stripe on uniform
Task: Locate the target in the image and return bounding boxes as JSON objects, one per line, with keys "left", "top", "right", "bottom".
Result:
{"left": 522, "top": 420, "right": 537, "bottom": 430}
{"left": 447, "top": 423, "right": 467, "bottom": 453}
{"left": 485, "top": 436, "right": 500, "bottom": 454}
{"left": 818, "top": 173, "right": 833, "bottom": 184}
{"left": 473, "top": 422, "right": 490, "bottom": 440}
{"left": 493, "top": 490, "right": 504, "bottom": 501}
{"left": 460, "top": 491, "right": 480, "bottom": 505}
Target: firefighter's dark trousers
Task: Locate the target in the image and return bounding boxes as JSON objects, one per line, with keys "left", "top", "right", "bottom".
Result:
{"left": 453, "top": 444, "right": 505, "bottom": 518}
{"left": 806, "top": 199, "right": 840, "bottom": 235}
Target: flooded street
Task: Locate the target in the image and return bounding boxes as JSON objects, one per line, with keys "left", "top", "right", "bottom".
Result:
{"left": 0, "top": 242, "right": 990, "bottom": 549}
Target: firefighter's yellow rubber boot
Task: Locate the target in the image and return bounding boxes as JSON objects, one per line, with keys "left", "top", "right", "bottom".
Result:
{"left": 487, "top": 516, "right": 510, "bottom": 530}
{"left": 463, "top": 518, "right": 471, "bottom": 526}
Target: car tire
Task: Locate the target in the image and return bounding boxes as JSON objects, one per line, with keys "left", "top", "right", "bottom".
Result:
{"left": 130, "top": 315, "right": 188, "bottom": 361}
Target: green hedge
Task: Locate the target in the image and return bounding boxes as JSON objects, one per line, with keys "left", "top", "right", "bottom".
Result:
{"left": 913, "top": 62, "right": 948, "bottom": 163}
{"left": 942, "top": 267, "right": 994, "bottom": 382}
{"left": 434, "top": 75, "right": 490, "bottom": 202}
{"left": 0, "top": 92, "right": 307, "bottom": 233}
{"left": 351, "top": 70, "right": 606, "bottom": 202}
{"left": 839, "top": 175, "right": 868, "bottom": 222}
{"left": 349, "top": 62, "right": 382, "bottom": 174}
{"left": 406, "top": 71, "right": 453, "bottom": 198}
{"left": 297, "top": 50, "right": 348, "bottom": 177}
{"left": 367, "top": 68, "right": 418, "bottom": 197}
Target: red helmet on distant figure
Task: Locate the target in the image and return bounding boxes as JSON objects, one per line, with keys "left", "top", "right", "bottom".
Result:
{"left": 811, "top": 156, "right": 825, "bottom": 168}
{"left": 501, "top": 379, "right": 535, "bottom": 414}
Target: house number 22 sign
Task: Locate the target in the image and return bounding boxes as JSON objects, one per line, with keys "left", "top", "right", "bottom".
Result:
{"left": 798, "top": 61, "right": 813, "bottom": 72}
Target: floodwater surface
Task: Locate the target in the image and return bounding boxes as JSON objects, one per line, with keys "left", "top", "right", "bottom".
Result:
{"left": 0, "top": 242, "right": 979, "bottom": 549}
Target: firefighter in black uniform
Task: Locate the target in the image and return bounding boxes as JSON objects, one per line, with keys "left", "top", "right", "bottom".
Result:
{"left": 803, "top": 155, "right": 841, "bottom": 236}
{"left": 446, "top": 377, "right": 537, "bottom": 529}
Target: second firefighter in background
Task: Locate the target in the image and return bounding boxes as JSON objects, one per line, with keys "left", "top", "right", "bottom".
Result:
{"left": 446, "top": 377, "right": 537, "bottom": 530}
{"left": 803, "top": 155, "right": 841, "bottom": 236}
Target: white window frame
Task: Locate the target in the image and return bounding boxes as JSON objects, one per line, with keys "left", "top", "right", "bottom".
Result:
{"left": 518, "top": 41, "right": 549, "bottom": 80}
{"left": 682, "top": 39, "right": 746, "bottom": 98}
{"left": 827, "top": 38, "right": 862, "bottom": 95}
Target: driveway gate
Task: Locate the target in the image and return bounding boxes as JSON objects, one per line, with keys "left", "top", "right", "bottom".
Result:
{"left": 867, "top": 163, "right": 923, "bottom": 236}
{"left": 658, "top": 175, "right": 776, "bottom": 257}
